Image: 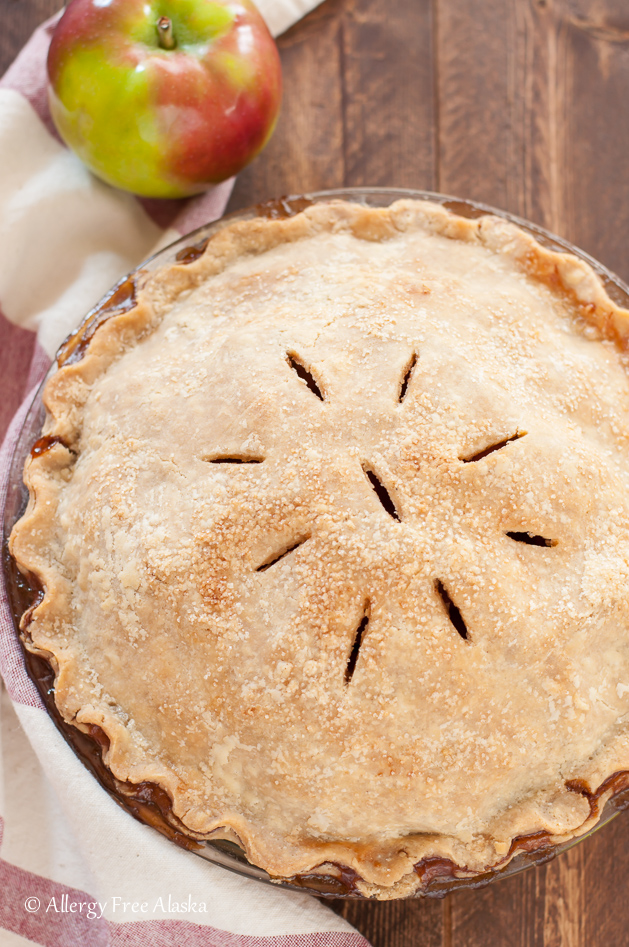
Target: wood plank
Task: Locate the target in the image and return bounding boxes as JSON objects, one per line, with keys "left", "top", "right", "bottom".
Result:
{"left": 543, "top": 844, "right": 587, "bottom": 947}
{"left": 0, "top": 0, "right": 60, "bottom": 76}
{"left": 435, "top": 0, "right": 518, "bottom": 213}
{"left": 505, "top": 0, "right": 569, "bottom": 235}
{"left": 434, "top": 0, "right": 573, "bottom": 235}
{"left": 329, "top": 896, "right": 445, "bottom": 947}
{"left": 450, "top": 860, "right": 557, "bottom": 947}
{"left": 436, "top": 0, "right": 629, "bottom": 280}
{"left": 339, "top": 0, "right": 436, "bottom": 189}
{"left": 581, "top": 804, "right": 629, "bottom": 945}
{"left": 557, "top": 0, "right": 629, "bottom": 282}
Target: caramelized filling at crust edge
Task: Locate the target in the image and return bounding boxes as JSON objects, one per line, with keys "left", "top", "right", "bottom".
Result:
{"left": 176, "top": 239, "right": 210, "bottom": 265}
{"left": 30, "top": 435, "right": 69, "bottom": 458}
{"left": 56, "top": 276, "right": 140, "bottom": 368}
{"left": 174, "top": 198, "right": 315, "bottom": 265}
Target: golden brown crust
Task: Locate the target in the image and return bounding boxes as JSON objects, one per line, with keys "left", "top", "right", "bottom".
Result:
{"left": 11, "top": 199, "right": 629, "bottom": 897}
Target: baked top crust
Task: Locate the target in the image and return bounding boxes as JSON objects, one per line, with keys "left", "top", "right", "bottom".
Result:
{"left": 11, "top": 198, "right": 629, "bottom": 898}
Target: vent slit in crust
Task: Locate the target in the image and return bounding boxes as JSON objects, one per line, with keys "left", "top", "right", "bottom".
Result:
{"left": 203, "top": 455, "right": 265, "bottom": 464}
{"left": 345, "top": 605, "right": 370, "bottom": 685}
{"left": 362, "top": 465, "right": 400, "bottom": 521}
{"left": 256, "top": 536, "right": 310, "bottom": 572}
{"left": 286, "top": 353, "right": 324, "bottom": 401}
{"left": 506, "top": 531, "right": 557, "bottom": 547}
{"left": 462, "top": 430, "right": 526, "bottom": 463}
{"left": 398, "top": 353, "right": 418, "bottom": 403}
{"left": 435, "top": 580, "right": 469, "bottom": 641}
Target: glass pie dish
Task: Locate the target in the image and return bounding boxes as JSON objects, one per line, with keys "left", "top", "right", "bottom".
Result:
{"left": 4, "top": 187, "right": 629, "bottom": 899}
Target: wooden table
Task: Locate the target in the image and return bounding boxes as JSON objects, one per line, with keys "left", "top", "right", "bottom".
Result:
{"left": 3, "top": 1, "right": 629, "bottom": 944}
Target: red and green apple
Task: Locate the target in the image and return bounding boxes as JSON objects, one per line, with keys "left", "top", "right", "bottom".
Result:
{"left": 47, "top": 0, "right": 282, "bottom": 198}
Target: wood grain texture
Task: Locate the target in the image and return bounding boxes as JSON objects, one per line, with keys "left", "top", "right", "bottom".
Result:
{"left": 0, "top": 0, "right": 60, "bottom": 75}
{"left": 339, "top": 0, "right": 436, "bottom": 188}
{"left": 229, "top": 0, "right": 436, "bottom": 209}
{"left": 558, "top": 1, "right": 629, "bottom": 281}
{"left": 331, "top": 897, "right": 444, "bottom": 947}
{"left": 434, "top": 0, "right": 629, "bottom": 283}
{"left": 5, "top": 1, "right": 629, "bottom": 945}
{"left": 229, "top": 0, "right": 346, "bottom": 209}
{"left": 579, "top": 803, "right": 629, "bottom": 946}
{"left": 435, "top": 0, "right": 571, "bottom": 232}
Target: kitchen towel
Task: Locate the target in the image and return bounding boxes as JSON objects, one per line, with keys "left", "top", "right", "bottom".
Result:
{"left": 0, "top": 6, "right": 370, "bottom": 946}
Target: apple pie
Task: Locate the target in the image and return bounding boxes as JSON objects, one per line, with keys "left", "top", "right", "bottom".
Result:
{"left": 11, "top": 198, "right": 629, "bottom": 898}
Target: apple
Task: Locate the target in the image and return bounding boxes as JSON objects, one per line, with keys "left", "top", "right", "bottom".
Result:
{"left": 47, "top": 0, "right": 282, "bottom": 198}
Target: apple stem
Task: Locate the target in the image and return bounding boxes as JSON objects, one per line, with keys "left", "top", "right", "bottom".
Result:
{"left": 157, "top": 16, "right": 176, "bottom": 50}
